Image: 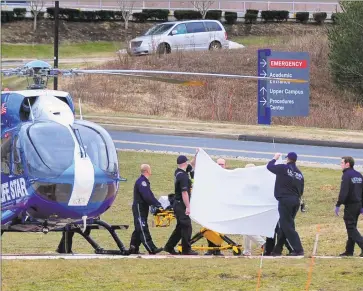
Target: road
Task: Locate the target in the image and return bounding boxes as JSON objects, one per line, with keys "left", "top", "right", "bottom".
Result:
{"left": 109, "top": 130, "right": 363, "bottom": 168}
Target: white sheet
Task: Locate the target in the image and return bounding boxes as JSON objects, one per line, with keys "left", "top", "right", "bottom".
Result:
{"left": 189, "top": 149, "right": 280, "bottom": 238}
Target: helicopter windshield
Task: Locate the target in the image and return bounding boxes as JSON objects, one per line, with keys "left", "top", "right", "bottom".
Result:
{"left": 20, "top": 121, "right": 118, "bottom": 179}
{"left": 21, "top": 122, "right": 75, "bottom": 178}
{"left": 73, "top": 120, "right": 118, "bottom": 175}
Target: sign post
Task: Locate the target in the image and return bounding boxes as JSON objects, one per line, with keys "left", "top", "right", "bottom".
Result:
{"left": 257, "top": 49, "right": 310, "bottom": 124}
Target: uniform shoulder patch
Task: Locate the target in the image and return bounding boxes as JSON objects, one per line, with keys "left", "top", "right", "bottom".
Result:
{"left": 141, "top": 181, "right": 147, "bottom": 187}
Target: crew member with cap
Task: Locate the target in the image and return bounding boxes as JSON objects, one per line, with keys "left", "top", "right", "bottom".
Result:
{"left": 335, "top": 156, "right": 363, "bottom": 257}
{"left": 129, "top": 164, "right": 164, "bottom": 255}
{"left": 267, "top": 152, "right": 304, "bottom": 256}
{"left": 164, "top": 154, "right": 198, "bottom": 255}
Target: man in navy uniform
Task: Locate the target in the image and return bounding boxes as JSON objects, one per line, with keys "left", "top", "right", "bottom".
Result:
{"left": 267, "top": 152, "right": 304, "bottom": 256}
{"left": 164, "top": 154, "right": 198, "bottom": 255}
{"left": 335, "top": 156, "right": 363, "bottom": 257}
{"left": 129, "top": 164, "right": 164, "bottom": 255}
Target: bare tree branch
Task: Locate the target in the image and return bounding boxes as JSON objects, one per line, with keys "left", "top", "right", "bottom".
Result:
{"left": 191, "top": 0, "right": 215, "bottom": 19}
{"left": 117, "top": 0, "right": 135, "bottom": 31}
{"left": 30, "top": 0, "right": 44, "bottom": 32}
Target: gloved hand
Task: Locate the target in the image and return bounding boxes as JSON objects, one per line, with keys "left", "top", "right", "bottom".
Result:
{"left": 300, "top": 203, "right": 306, "bottom": 212}
{"left": 335, "top": 206, "right": 340, "bottom": 216}
{"left": 154, "top": 207, "right": 164, "bottom": 214}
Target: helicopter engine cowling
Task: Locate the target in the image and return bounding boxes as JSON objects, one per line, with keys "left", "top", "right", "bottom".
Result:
{"left": 30, "top": 95, "right": 74, "bottom": 126}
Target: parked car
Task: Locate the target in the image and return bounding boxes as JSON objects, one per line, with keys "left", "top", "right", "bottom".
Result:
{"left": 127, "top": 19, "right": 229, "bottom": 56}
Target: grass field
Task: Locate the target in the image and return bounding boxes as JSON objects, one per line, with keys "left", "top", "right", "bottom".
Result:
{"left": 1, "top": 41, "right": 124, "bottom": 59}
{"left": 2, "top": 151, "right": 363, "bottom": 291}
{"left": 1, "top": 36, "right": 277, "bottom": 60}
{"left": 232, "top": 35, "right": 285, "bottom": 46}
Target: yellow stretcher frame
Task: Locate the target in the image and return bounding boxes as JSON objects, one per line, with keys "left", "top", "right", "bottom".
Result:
{"left": 153, "top": 210, "right": 243, "bottom": 255}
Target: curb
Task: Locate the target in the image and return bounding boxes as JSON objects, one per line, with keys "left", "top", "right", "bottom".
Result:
{"left": 237, "top": 135, "right": 363, "bottom": 149}
{"left": 101, "top": 124, "right": 362, "bottom": 149}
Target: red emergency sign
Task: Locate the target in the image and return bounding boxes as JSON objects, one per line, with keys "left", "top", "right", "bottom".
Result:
{"left": 269, "top": 59, "right": 307, "bottom": 68}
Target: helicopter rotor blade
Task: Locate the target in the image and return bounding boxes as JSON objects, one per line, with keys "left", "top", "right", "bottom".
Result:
{"left": 69, "top": 71, "right": 205, "bottom": 86}
{"left": 66, "top": 69, "right": 308, "bottom": 84}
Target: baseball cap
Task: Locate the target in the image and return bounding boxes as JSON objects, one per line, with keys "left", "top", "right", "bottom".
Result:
{"left": 285, "top": 152, "right": 297, "bottom": 161}
{"left": 177, "top": 155, "right": 188, "bottom": 164}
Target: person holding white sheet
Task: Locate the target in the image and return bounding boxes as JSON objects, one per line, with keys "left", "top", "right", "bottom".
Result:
{"left": 267, "top": 152, "right": 305, "bottom": 256}
{"left": 242, "top": 163, "right": 266, "bottom": 256}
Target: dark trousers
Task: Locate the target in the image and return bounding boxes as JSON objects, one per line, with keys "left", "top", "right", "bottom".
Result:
{"left": 165, "top": 200, "right": 192, "bottom": 254}
{"left": 273, "top": 196, "right": 303, "bottom": 254}
{"left": 129, "top": 204, "right": 157, "bottom": 253}
{"left": 265, "top": 223, "right": 293, "bottom": 255}
{"left": 344, "top": 203, "right": 363, "bottom": 254}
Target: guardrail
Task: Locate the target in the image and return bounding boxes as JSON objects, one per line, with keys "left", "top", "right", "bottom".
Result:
{"left": 1, "top": 0, "right": 341, "bottom": 13}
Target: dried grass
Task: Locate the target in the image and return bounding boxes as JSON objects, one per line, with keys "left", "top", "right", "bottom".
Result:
{"left": 62, "top": 31, "right": 363, "bottom": 130}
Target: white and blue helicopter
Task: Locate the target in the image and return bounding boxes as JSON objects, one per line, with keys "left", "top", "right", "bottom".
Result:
{"left": 1, "top": 59, "right": 305, "bottom": 255}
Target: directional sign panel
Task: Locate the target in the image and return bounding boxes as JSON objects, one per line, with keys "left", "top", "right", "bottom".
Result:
{"left": 257, "top": 49, "right": 272, "bottom": 125}
{"left": 257, "top": 49, "right": 310, "bottom": 124}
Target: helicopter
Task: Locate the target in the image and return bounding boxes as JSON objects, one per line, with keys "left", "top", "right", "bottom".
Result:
{"left": 1, "top": 59, "right": 307, "bottom": 255}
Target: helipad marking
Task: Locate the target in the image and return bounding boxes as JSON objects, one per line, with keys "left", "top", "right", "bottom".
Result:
{"left": 1, "top": 254, "right": 361, "bottom": 260}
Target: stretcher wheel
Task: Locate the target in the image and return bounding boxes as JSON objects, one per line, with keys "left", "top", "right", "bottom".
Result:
{"left": 232, "top": 248, "right": 242, "bottom": 256}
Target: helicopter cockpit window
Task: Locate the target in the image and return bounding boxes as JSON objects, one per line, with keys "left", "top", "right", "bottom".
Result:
{"left": 73, "top": 121, "right": 118, "bottom": 175}
{"left": 19, "top": 97, "right": 36, "bottom": 121}
{"left": 21, "top": 122, "right": 75, "bottom": 179}
{"left": 13, "top": 135, "right": 24, "bottom": 175}
{"left": 1, "top": 136, "right": 12, "bottom": 175}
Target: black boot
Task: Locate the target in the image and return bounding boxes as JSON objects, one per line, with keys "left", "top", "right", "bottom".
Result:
{"left": 339, "top": 252, "right": 353, "bottom": 257}
{"left": 164, "top": 247, "right": 179, "bottom": 255}
{"left": 129, "top": 245, "right": 141, "bottom": 255}
{"left": 149, "top": 247, "right": 163, "bottom": 255}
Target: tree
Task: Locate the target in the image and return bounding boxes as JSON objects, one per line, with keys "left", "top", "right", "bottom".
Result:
{"left": 327, "top": 1, "right": 363, "bottom": 101}
{"left": 118, "top": 0, "right": 135, "bottom": 30}
{"left": 190, "top": 1, "right": 215, "bottom": 19}
{"left": 30, "top": 0, "right": 44, "bottom": 32}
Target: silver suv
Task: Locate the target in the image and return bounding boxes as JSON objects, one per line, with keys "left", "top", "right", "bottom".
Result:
{"left": 127, "top": 20, "right": 229, "bottom": 55}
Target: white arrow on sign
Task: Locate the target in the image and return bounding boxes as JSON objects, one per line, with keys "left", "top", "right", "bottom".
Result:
{"left": 260, "top": 70, "right": 267, "bottom": 77}
{"left": 260, "top": 59, "right": 267, "bottom": 67}
{"left": 259, "top": 96, "right": 267, "bottom": 106}
{"left": 259, "top": 87, "right": 267, "bottom": 95}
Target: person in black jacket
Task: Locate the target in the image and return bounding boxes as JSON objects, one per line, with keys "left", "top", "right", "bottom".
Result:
{"left": 129, "top": 164, "right": 164, "bottom": 255}
{"left": 335, "top": 156, "right": 363, "bottom": 257}
{"left": 164, "top": 154, "right": 198, "bottom": 255}
{"left": 267, "top": 152, "right": 304, "bottom": 256}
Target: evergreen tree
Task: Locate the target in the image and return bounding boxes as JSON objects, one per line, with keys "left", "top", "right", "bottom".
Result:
{"left": 328, "top": 1, "right": 363, "bottom": 101}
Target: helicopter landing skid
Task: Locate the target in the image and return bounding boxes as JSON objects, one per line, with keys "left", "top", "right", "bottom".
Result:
{"left": 76, "top": 219, "right": 130, "bottom": 255}
{"left": 2, "top": 219, "right": 130, "bottom": 256}
{"left": 61, "top": 219, "right": 130, "bottom": 256}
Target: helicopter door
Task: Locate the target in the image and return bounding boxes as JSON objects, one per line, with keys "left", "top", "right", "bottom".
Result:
{"left": 12, "top": 135, "right": 25, "bottom": 176}
{"left": 1, "top": 135, "right": 28, "bottom": 205}
{"left": 1, "top": 135, "right": 12, "bottom": 176}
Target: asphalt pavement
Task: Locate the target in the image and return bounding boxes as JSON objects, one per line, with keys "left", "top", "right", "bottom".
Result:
{"left": 109, "top": 130, "right": 363, "bottom": 168}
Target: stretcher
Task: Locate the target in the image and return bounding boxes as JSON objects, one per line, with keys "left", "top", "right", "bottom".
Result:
{"left": 152, "top": 208, "right": 243, "bottom": 255}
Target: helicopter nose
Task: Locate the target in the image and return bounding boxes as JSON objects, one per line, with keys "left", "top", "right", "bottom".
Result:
{"left": 68, "top": 153, "right": 95, "bottom": 207}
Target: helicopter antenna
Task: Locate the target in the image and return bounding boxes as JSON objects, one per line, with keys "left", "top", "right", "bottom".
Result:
{"left": 27, "top": 98, "right": 35, "bottom": 123}
{"left": 79, "top": 98, "right": 83, "bottom": 120}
